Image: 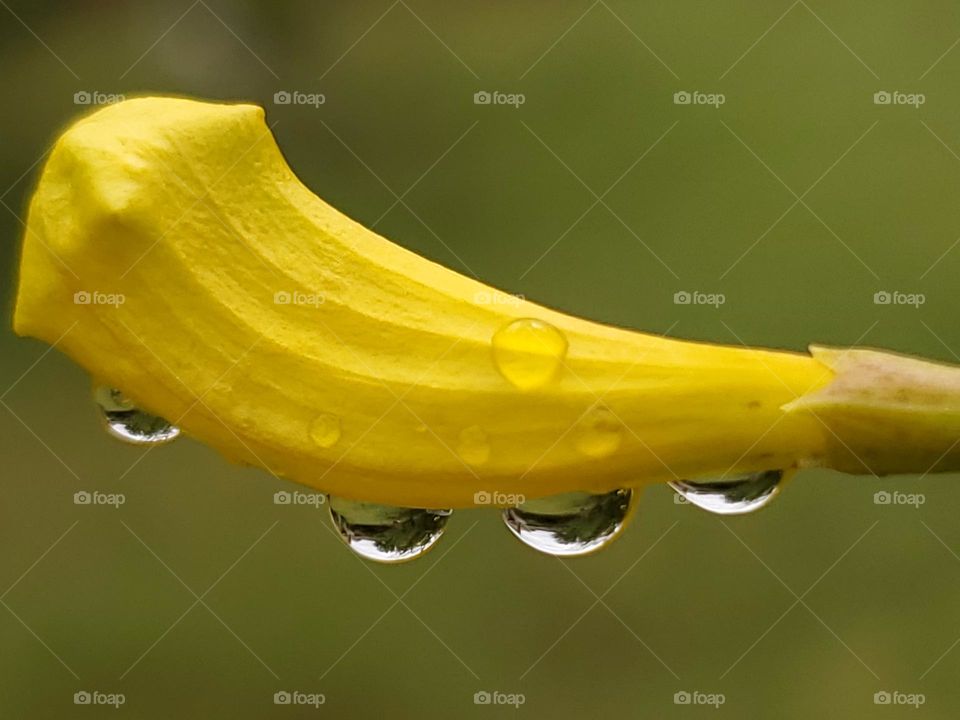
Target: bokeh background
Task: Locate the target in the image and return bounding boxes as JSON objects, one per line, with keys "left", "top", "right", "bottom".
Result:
{"left": 4, "top": 1, "right": 960, "bottom": 717}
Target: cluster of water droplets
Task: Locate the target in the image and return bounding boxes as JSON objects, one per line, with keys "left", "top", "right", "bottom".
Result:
{"left": 91, "top": 317, "right": 789, "bottom": 564}
{"left": 322, "top": 489, "right": 638, "bottom": 563}
{"left": 324, "top": 472, "right": 789, "bottom": 563}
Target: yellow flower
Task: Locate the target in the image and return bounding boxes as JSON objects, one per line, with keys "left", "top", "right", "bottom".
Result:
{"left": 14, "top": 97, "right": 960, "bottom": 514}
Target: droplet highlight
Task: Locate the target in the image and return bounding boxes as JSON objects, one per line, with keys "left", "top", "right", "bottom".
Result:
{"left": 329, "top": 497, "right": 451, "bottom": 563}
{"left": 457, "top": 425, "right": 490, "bottom": 467}
{"left": 502, "top": 489, "right": 634, "bottom": 557}
{"left": 670, "top": 470, "right": 785, "bottom": 515}
{"left": 309, "top": 413, "right": 341, "bottom": 448}
{"left": 575, "top": 406, "right": 623, "bottom": 458}
{"left": 491, "top": 318, "right": 568, "bottom": 390}
{"left": 94, "top": 386, "right": 180, "bottom": 445}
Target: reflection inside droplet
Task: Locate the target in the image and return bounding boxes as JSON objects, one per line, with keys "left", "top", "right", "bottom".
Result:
{"left": 94, "top": 386, "right": 180, "bottom": 445}
{"left": 669, "top": 470, "right": 785, "bottom": 515}
{"left": 329, "top": 496, "right": 451, "bottom": 563}
{"left": 502, "top": 489, "right": 634, "bottom": 557}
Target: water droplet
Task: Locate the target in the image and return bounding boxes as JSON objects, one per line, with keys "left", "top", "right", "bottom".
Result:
{"left": 575, "top": 406, "right": 623, "bottom": 458}
{"left": 669, "top": 470, "right": 785, "bottom": 515}
{"left": 457, "top": 425, "right": 490, "bottom": 466}
{"left": 309, "top": 413, "right": 341, "bottom": 448}
{"left": 491, "top": 318, "right": 568, "bottom": 390}
{"left": 329, "top": 497, "right": 450, "bottom": 563}
{"left": 94, "top": 386, "right": 180, "bottom": 445}
{"left": 502, "top": 489, "right": 634, "bottom": 557}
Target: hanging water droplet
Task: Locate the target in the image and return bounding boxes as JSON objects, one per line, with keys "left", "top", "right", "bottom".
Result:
{"left": 575, "top": 406, "right": 623, "bottom": 458}
{"left": 309, "top": 413, "right": 341, "bottom": 448}
{"left": 502, "top": 489, "right": 634, "bottom": 557}
{"left": 491, "top": 318, "right": 568, "bottom": 390}
{"left": 329, "top": 496, "right": 451, "bottom": 563}
{"left": 94, "top": 386, "right": 180, "bottom": 445}
{"left": 457, "top": 425, "right": 490, "bottom": 467}
{"left": 669, "top": 470, "right": 785, "bottom": 515}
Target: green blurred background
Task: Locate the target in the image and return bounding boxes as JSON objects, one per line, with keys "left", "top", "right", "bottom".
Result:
{"left": 4, "top": 1, "right": 960, "bottom": 717}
